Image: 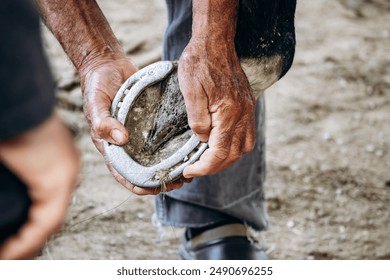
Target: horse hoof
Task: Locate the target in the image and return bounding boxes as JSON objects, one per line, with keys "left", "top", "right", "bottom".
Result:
{"left": 104, "top": 61, "right": 207, "bottom": 188}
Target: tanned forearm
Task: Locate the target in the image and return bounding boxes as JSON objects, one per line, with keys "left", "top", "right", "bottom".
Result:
{"left": 34, "top": 0, "right": 125, "bottom": 72}
{"left": 191, "top": 0, "right": 238, "bottom": 49}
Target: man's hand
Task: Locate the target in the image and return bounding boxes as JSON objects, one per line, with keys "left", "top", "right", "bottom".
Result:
{"left": 79, "top": 57, "right": 186, "bottom": 195}
{"left": 179, "top": 0, "right": 256, "bottom": 178}
{"left": 0, "top": 114, "right": 79, "bottom": 259}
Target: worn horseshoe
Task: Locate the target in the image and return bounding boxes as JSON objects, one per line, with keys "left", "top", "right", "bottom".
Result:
{"left": 104, "top": 61, "right": 208, "bottom": 188}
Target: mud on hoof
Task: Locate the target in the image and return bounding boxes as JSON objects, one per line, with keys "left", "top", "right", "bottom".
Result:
{"left": 104, "top": 61, "right": 207, "bottom": 188}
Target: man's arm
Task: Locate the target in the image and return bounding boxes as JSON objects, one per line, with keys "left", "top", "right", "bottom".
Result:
{"left": 35, "top": 0, "right": 186, "bottom": 195}
{"left": 35, "top": 0, "right": 136, "bottom": 144}
{"left": 180, "top": 0, "right": 256, "bottom": 178}
{"left": 35, "top": 0, "right": 124, "bottom": 73}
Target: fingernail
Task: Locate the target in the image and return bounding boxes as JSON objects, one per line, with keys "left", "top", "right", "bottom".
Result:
{"left": 194, "top": 133, "right": 208, "bottom": 143}
{"left": 183, "top": 171, "right": 194, "bottom": 179}
{"left": 111, "top": 129, "right": 126, "bottom": 143}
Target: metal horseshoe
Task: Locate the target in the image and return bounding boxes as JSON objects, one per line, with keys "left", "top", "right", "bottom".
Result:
{"left": 103, "top": 61, "right": 208, "bottom": 188}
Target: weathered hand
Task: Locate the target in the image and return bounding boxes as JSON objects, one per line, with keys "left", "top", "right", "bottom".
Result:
{"left": 80, "top": 56, "right": 187, "bottom": 194}
{"left": 179, "top": 38, "right": 256, "bottom": 178}
{"left": 0, "top": 114, "right": 79, "bottom": 259}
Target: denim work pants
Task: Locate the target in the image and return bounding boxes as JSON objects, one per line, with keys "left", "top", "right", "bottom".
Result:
{"left": 155, "top": 0, "right": 271, "bottom": 231}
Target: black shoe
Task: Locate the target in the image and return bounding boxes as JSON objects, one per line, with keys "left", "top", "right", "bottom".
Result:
{"left": 178, "top": 223, "right": 268, "bottom": 260}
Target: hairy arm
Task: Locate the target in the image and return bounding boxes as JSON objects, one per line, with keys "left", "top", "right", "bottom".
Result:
{"left": 180, "top": 0, "right": 256, "bottom": 177}
{"left": 35, "top": 0, "right": 124, "bottom": 71}
{"left": 35, "top": 0, "right": 136, "bottom": 144}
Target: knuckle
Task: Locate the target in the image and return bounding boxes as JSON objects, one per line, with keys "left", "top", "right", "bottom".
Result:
{"left": 230, "top": 153, "right": 241, "bottom": 162}
{"left": 92, "top": 118, "right": 103, "bottom": 133}
{"left": 230, "top": 142, "right": 245, "bottom": 160}
{"left": 189, "top": 120, "right": 210, "bottom": 133}
{"left": 214, "top": 148, "right": 230, "bottom": 161}
{"left": 92, "top": 118, "right": 109, "bottom": 138}
{"left": 221, "top": 101, "right": 238, "bottom": 113}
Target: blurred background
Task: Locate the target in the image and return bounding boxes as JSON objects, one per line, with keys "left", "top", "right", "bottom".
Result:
{"left": 38, "top": 0, "right": 389, "bottom": 259}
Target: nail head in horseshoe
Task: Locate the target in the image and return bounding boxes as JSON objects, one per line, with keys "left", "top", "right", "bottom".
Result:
{"left": 104, "top": 61, "right": 208, "bottom": 188}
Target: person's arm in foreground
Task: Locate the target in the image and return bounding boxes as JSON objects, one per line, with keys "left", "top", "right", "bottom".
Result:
{"left": 0, "top": 115, "right": 79, "bottom": 259}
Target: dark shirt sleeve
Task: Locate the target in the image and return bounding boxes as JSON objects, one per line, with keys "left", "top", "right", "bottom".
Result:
{"left": 0, "top": 0, "right": 56, "bottom": 140}
{"left": 0, "top": 162, "right": 31, "bottom": 244}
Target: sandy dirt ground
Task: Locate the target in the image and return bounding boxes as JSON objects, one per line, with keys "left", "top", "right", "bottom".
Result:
{"left": 37, "top": 0, "right": 389, "bottom": 260}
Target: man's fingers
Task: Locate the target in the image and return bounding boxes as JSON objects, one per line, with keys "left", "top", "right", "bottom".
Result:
{"left": 183, "top": 135, "right": 244, "bottom": 178}
{"left": 183, "top": 148, "right": 225, "bottom": 178}
{"left": 131, "top": 179, "right": 184, "bottom": 196}
{"left": 183, "top": 122, "right": 234, "bottom": 178}
{"left": 92, "top": 115, "right": 128, "bottom": 145}
{"left": 102, "top": 151, "right": 184, "bottom": 196}
{"left": 85, "top": 93, "right": 128, "bottom": 145}
{"left": 183, "top": 111, "right": 256, "bottom": 178}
